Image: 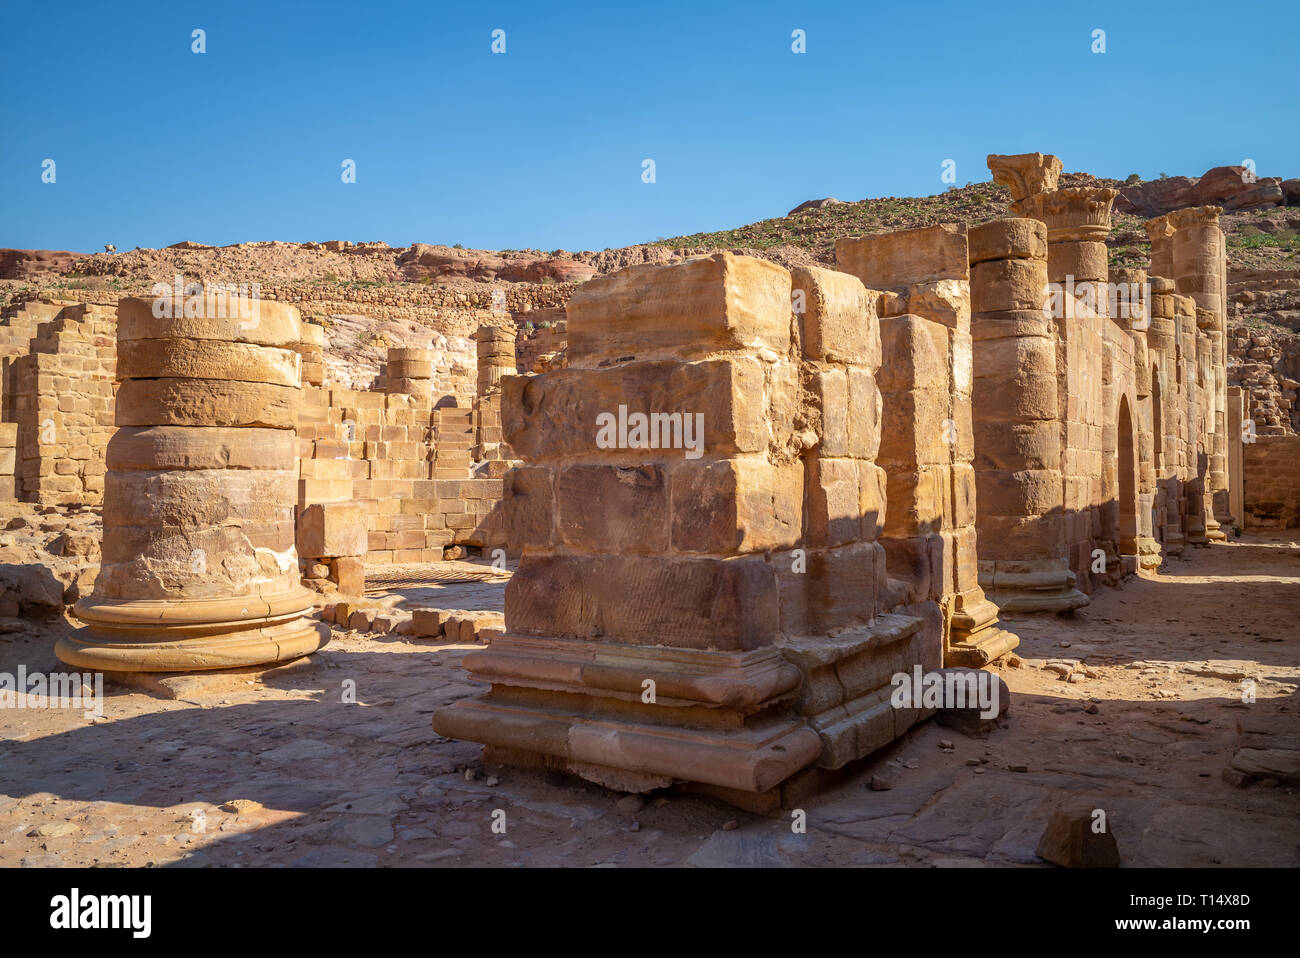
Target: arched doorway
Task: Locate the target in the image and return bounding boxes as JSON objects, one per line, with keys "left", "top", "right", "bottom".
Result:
{"left": 1150, "top": 367, "right": 1165, "bottom": 546}
{"left": 1151, "top": 365, "right": 1163, "bottom": 474}
{"left": 1117, "top": 394, "right": 1138, "bottom": 558}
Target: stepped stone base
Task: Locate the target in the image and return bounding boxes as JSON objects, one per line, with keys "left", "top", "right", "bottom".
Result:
{"left": 433, "top": 634, "right": 823, "bottom": 794}
{"left": 980, "top": 561, "right": 1090, "bottom": 613}
{"left": 779, "top": 613, "right": 930, "bottom": 769}
{"left": 60, "top": 587, "right": 329, "bottom": 672}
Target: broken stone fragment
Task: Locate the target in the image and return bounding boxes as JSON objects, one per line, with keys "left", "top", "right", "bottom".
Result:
{"left": 1034, "top": 809, "right": 1121, "bottom": 868}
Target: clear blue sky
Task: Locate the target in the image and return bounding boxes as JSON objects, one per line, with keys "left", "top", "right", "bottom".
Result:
{"left": 1, "top": 0, "right": 1295, "bottom": 254}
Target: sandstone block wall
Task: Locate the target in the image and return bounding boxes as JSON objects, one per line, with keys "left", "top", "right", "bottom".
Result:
{"left": 837, "top": 225, "right": 1016, "bottom": 665}
{"left": 1243, "top": 434, "right": 1300, "bottom": 529}
{"left": 1, "top": 301, "right": 116, "bottom": 507}
{"left": 438, "top": 251, "right": 949, "bottom": 798}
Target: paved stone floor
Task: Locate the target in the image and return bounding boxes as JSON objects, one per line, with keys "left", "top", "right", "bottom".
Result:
{"left": 1, "top": 541, "right": 1297, "bottom": 868}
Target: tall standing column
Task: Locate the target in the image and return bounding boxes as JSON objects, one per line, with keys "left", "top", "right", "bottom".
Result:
{"left": 838, "top": 224, "right": 1019, "bottom": 663}
{"left": 1146, "top": 276, "right": 1183, "bottom": 554}
{"left": 1017, "top": 185, "right": 1120, "bottom": 589}
{"left": 1169, "top": 206, "right": 1229, "bottom": 540}
{"left": 58, "top": 292, "right": 328, "bottom": 671}
{"left": 1113, "top": 268, "right": 1161, "bottom": 571}
{"left": 967, "top": 218, "right": 1087, "bottom": 611}
{"left": 1227, "top": 385, "right": 1245, "bottom": 532}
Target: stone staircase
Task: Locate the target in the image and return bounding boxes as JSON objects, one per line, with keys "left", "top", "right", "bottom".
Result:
{"left": 432, "top": 407, "right": 474, "bottom": 479}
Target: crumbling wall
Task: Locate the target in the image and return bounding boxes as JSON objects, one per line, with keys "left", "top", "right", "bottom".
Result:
{"left": 3, "top": 302, "right": 116, "bottom": 507}
{"left": 438, "top": 251, "right": 958, "bottom": 799}
{"left": 1228, "top": 323, "right": 1300, "bottom": 434}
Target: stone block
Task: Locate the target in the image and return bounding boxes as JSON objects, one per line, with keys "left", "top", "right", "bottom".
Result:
{"left": 566, "top": 252, "right": 792, "bottom": 363}
{"left": 790, "top": 265, "right": 880, "bottom": 365}
{"left": 298, "top": 502, "right": 370, "bottom": 558}
{"left": 837, "top": 224, "right": 968, "bottom": 288}
{"left": 670, "top": 458, "right": 802, "bottom": 554}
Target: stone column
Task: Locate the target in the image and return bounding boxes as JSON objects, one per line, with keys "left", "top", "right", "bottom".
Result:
{"left": 838, "top": 224, "right": 1019, "bottom": 664}
{"left": 295, "top": 322, "right": 326, "bottom": 386}
{"left": 1228, "top": 385, "right": 1245, "bottom": 532}
{"left": 1169, "top": 206, "right": 1228, "bottom": 540}
{"left": 475, "top": 326, "right": 516, "bottom": 396}
{"left": 1176, "top": 295, "right": 1205, "bottom": 544}
{"left": 967, "top": 218, "right": 1086, "bottom": 612}
{"left": 1113, "top": 268, "right": 1161, "bottom": 571}
{"left": 1145, "top": 215, "right": 1175, "bottom": 284}
{"left": 474, "top": 325, "right": 517, "bottom": 462}
{"left": 386, "top": 346, "right": 432, "bottom": 399}
{"left": 1146, "top": 276, "right": 1184, "bottom": 554}
{"left": 1017, "top": 184, "right": 1120, "bottom": 589}
{"left": 58, "top": 292, "right": 328, "bottom": 671}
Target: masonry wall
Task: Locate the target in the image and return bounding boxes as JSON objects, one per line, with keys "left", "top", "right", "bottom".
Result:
{"left": 0, "top": 296, "right": 512, "bottom": 574}
{"left": 0, "top": 301, "right": 116, "bottom": 507}
{"left": 1242, "top": 434, "right": 1300, "bottom": 529}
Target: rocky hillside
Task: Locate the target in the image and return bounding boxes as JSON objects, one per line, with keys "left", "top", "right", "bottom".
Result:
{"left": 3, "top": 162, "right": 1296, "bottom": 396}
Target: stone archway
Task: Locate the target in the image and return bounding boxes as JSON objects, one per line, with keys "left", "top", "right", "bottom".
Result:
{"left": 1117, "top": 394, "right": 1139, "bottom": 558}
{"left": 1150, "top": 365, "right": 1165, "bottom": 546}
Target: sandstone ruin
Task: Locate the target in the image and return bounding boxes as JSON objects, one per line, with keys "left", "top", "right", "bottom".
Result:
{"left": 1, "top": 150, "right": 1297, "bottom": 824}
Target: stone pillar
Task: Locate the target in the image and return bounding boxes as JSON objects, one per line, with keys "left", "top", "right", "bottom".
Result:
{"left": 967, "top": 218, "right": 1086, "bottom": 612}
{"left": 838, "top": 224, "right": 1018, "bottom": 664}
{"left": 1146, "top": 276, "right": 1184, "bottom": 554}
{"left": 474, "top": 325, "right": 517, "bottom": 462}
{"left": 1228, "top": 385, "right": 1245, "bottom": 532}
{"left": 1145, "top": 215, "right": 1175, "bottom": 283}
{"left": 1169, "top": 206, "right": 1228, "bottom": 540}
{"left": 295, "top": 322, "right": 326, "bottom": 386}
{"left": 475, "top": 326, "right": 516, "bottom": 396}
{"left": 1017, "top": 184, "right": 1120, "bottom": 589}
{"left": 1114, "top": 268, "right": 1161, "bottom": 571}
{"left": 436, "top": 254, "right": 821, "bottom": 798}
{"left": 1177, "top": 296, "right": 1205, "bottom": 544}
{"left": 58, "top": 292, "right": 328, "bottom": 672}
{"left": 386, "top": 346, "right": 432, "bottom": 399}
{"left": 1184, "top": 306, "right": 1212, "bottom": 545}
{"left": 436, "top": 252, "right": 932, "bottom": 800}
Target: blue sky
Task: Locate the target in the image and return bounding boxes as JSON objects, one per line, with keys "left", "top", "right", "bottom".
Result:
{"left": 1, "top": 0, "right": 1295, "bottom": 254}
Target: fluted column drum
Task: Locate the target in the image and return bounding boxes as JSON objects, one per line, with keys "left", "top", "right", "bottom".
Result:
{"left": 57, "top": 292, "right": 329, "bottom": 671}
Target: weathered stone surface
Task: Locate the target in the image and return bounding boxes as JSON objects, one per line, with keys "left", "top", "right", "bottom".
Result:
{"left": 968, "top": 218, "right": 1048, "bottom": 264}
{"left": 791, "top": 265, "right": 880, "bottom": 365}
{"left": 837, "top": 224, "right": 969, "bottom": 288}
{"left": 298, "top": 502, "right": 369, "bottom": 558}
{"left": 117, "top": 339, "right": 300, "bottom": 386}
{"left": 1035, "top": 809, "right": 1121, "bottom": 868}
{"left": 670, "top": 458, "right": 802, "bottom": 554}
{"left": 115, "top": 379, "right": 298, "bottom": 429}
{"left": 504, "top": 553, "right": 780, "bottom": 650}
{"left": 566, "top": 252, "right": 792, "bottom": 363}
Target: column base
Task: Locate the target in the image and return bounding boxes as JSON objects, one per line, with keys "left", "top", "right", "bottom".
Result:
{"left": 433, "top": 634, "right": 822, "bottom": 794}
{"left": 1137, "top": 536, "right": 1162, "bottom": 571}
{"left": 979, "top": 562, "right": 1090, "bottom": 614}
{"left": 780, "top": 613, "right": 929, "bottom": 769}
{"left": 61, "top": 587, "right": 329, "bottom": 672}
{"left": 947, "top": 594, "right": 1019, "bottom": 666}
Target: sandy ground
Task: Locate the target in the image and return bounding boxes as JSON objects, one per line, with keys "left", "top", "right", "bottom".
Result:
{"left": 1, "top": 535, "right": 1297, "bottom": 868}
